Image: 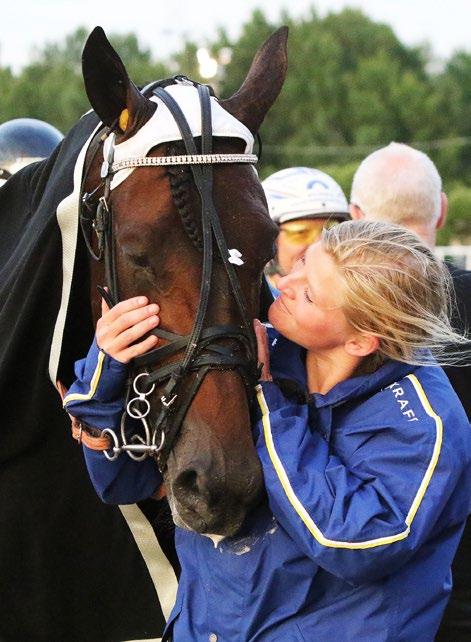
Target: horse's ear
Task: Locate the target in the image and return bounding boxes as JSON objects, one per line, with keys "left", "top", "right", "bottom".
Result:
{"left": 220, "top": 27, "right": 288, "bottom": 135}
{"left": 82, "top": 26, "right": 151, "bottom": 130}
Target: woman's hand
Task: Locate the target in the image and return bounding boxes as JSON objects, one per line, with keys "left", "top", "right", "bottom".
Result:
{"left": 253, "top": 319, "right": 273, "bottom": 381}
{"left": 96, "top": 296, "right": 160, "bottom": 363}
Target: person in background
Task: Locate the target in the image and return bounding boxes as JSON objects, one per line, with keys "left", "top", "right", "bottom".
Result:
{"left": 262, "top": 167, "right": 350, "bottom": 295}
{"left": 0, "top": 118, "right": 63, "bottom": 185}
{"left": 350, "top": 141, "right": 471, "bottom": 640}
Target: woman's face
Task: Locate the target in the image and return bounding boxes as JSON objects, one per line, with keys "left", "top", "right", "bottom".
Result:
{"left": 268, "top": 241, "right": 353, "bottom": 352}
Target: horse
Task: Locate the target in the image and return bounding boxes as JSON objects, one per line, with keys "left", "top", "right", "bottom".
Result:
{"left": 0, "top": 25, "right": 286, "bottom": 640}
{"left": 75, "top": 27, "right": 287, "bottom": 536}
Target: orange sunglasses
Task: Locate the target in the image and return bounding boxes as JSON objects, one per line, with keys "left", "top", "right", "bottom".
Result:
{"left": 279, "top": 218, "right": 340, "bottom": 245}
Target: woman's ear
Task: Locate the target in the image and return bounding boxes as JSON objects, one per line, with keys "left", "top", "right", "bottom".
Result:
{"left": 345, "top": 332, "right": 379, "bottom": 358}
{"left": 349, "top": 203, "right": 364, "bottom": 220}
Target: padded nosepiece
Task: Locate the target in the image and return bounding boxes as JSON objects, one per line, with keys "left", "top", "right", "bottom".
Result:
{"left": 103, "top": 83, "right": 256, "bottom": 191}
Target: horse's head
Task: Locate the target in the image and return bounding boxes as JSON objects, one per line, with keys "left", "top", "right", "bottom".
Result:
{"left": 81, "top": 26, "right": 287, "bottom": 536}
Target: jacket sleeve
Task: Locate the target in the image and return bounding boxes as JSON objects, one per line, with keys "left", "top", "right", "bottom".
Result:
{"left": 64, "top": 338, "right": 162, "bottom": 504}
{"left": 83, "top": 447, "right": 162, "bottom": 505}
{"left": 63, "top": 337, "right": 128, "bottom": 429}
{"left": 254, "top": 380, "right": 464, "bottom": 585}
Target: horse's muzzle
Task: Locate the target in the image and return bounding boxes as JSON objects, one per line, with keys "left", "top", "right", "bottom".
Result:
{"left": 166, "top": 455, "right": 264, "bottom": 536}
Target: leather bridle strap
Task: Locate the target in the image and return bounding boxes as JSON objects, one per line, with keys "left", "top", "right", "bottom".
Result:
{"left": 153, "top": 86, "right": 215, "bottom": 378}
{"left": 146, "top": 85, "right": 257, "bottom": 465}
{"left": 103, "top": 138, "right": 120, "bottom": 305}
{"left": 153, "top": 86, "right": 257, "bottom": 358}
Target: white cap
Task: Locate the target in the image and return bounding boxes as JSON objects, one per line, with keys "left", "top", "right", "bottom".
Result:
{"left": 262, "top": 167, "right": 350, "bottom": 224}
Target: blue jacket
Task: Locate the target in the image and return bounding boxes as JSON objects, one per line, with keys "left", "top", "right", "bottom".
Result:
{"left": 63, "top": 338, "right": 162, "bottom": 503}
{"left": 65, "top": 329, "right": 471, "bottom": 641}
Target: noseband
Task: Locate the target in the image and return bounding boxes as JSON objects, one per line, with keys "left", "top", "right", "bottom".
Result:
{"left": 80, "top": 77, "right": 260, "bottom": 471}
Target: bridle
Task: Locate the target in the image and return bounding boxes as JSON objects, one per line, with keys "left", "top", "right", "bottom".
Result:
{"left": 80, "top": 76, "right": 261, "bottom": 471}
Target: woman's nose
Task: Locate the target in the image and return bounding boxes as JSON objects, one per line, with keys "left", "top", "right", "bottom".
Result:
{"left": 278, "top": 275, "right": 296, "bottom": 299}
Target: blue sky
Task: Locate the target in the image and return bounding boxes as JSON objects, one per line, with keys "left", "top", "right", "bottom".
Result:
{"left": 1, "top": 0, "right": 469, "bottom": 71}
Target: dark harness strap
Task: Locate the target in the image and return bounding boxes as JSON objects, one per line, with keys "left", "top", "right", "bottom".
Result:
{"left": 145, "top": 85, "right": 257, "bottom": 466}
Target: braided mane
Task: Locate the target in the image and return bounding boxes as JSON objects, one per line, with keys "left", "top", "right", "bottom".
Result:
{"left": 166, "top": 141, "right": 203, "bottom": 251}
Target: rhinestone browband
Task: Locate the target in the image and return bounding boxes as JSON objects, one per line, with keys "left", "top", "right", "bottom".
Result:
{"left": 111, "top": 153, "right": 258, "bottom": 174}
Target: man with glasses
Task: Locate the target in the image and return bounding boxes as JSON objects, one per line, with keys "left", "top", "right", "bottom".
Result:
{"left": 262, "top": 167, "right": 350, "bottom": 295}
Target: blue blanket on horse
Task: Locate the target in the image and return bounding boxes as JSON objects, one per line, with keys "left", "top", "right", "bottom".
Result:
{"left": 0, "top": 111, "right": 178, "bottom": 641}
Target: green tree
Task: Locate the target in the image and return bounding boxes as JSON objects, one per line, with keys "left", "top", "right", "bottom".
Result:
{"left": 212, "top": 8, "right": 443, "bottom": 172}
{"left": 437, "top": 185, "right": 471, "bottom": 245}
{"left": 1, "top": 10, "right": 470, "bottom": 243}
{"left": 0, "top": 28, "right": 169, "bottom": 133}
{"left": 434, "top": 52, "right": 471, "bottom": 184}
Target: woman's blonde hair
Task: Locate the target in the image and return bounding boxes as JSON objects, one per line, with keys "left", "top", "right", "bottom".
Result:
{"left": 321, "top": 220, "right": 469, "bottom": 366}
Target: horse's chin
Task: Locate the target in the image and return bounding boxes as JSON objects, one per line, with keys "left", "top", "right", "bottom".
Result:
{"left": 167, "top": 491, "right": 251, "bottom": 537}
{"left": 162, "top": 439, "right": 265, "bottom": 536}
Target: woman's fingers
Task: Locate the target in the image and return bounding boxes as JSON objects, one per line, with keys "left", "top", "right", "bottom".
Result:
{"left": 109, "top": 303, "right": 160, "bottom": 336}
{"left": 253, "top": 319, "right": 272, "bottom": 381}
{"left": 101, "top": 296, "right": 150, "bottom": 324}
{"left": 112, "top": 334, "right": 159, "bottom": 364}
{"left": 253, "top": 319, "right": 268, "bottom": 364}
{"left": 98, "top": 300, "right": 158, "bottom": 337}
{"left": 97, "top": 295, "right": 161, "bottom": 363}
{"left": 108, "top": 315, "right": 160, "bottom": 356}
{"left": 101, "top": 296, "right": 110, "bottom": 317}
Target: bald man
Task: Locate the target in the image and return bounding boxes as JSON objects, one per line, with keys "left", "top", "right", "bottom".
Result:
{"left": 351, "top": 142, "right": 471, "bottom": 641}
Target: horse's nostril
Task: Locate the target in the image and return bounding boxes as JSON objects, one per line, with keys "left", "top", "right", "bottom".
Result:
{"left": 173, "top": 467, "right": 222, "bottom": 505}
{"left": 174, "top": 469, "right": 200, "bottom": 496}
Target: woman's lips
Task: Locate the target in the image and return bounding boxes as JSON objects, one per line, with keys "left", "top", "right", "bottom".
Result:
{"left": 275, "top": 295, "right": 290, "bottom": 314}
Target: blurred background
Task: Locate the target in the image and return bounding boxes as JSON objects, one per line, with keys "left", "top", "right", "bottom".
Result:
{"left": 1, "top": 0, "right": 470, "bottom": 258}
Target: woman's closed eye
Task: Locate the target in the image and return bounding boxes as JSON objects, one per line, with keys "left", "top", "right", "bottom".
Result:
{"left": 304, "top": 287, "right": 313, "bottom": 304}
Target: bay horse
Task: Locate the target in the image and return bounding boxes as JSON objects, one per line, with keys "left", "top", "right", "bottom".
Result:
{"left": 77, "top": 26, "right": 287, "bottom": 536}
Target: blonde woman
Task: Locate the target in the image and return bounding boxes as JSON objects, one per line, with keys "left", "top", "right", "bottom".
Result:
{"left": 65, "top": 220, "right": 470, "bottom": 642}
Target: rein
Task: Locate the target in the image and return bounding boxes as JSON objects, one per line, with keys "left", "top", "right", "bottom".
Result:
{"left": 80, "top": 77, "right": 260, "bottom": 471}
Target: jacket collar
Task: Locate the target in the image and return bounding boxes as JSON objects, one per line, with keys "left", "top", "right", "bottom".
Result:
{"left": 310, "top": 359, "right": 418, "bottom": 408}
{"left": 268, "top": 328, "right": 419, "bottom": 409}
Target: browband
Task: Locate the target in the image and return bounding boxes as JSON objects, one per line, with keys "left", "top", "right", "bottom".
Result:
{"left": 111, "top": 153, "right": 257, "bottom": 173}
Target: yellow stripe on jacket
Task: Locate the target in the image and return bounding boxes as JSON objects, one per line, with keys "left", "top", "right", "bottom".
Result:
{"left": 63, "top": 350, "right": 106, "bottom": 405}
{"left": 256, "top": 374, "right": 443, "bottom": 550}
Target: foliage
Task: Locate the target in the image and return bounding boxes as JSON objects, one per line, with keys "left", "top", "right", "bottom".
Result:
{"left": 0, "top": 28, "right": 170, "bottom": 134}
{"left": 437, "top": 186, "right": 471, "bottom": 245}
{"left": 0, "top": 8, "right": 470, "bottom": 242}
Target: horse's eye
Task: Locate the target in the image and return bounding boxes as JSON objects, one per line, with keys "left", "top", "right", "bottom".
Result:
{"left": 130, "top": 253, "right": 151, "bottom": 268}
